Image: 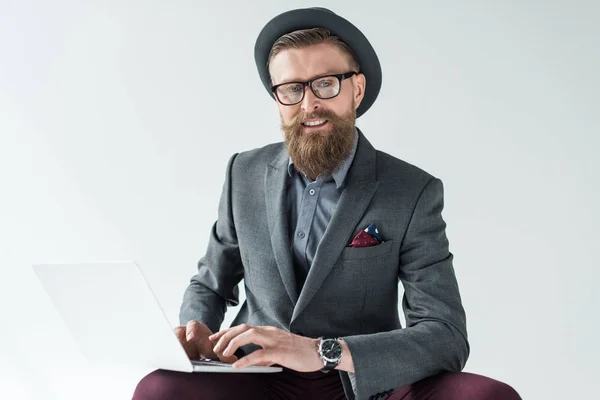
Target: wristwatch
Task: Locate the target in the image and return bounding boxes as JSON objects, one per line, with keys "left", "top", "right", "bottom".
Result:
{"left": 317, "top": 337, "right": 343, "bottom": 373}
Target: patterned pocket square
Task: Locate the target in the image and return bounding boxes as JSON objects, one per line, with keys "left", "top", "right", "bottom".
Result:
{"left": 348, "top": 223, "right": 383, "bottom": 247}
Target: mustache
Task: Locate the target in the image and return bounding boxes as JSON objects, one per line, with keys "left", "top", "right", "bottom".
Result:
{"left": 284, "top": 110, "right": 341, "bottom": 129}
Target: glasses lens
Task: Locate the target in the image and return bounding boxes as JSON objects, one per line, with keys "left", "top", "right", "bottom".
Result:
{"left": 276, "top": 83, "right": 304, "bottom": 105}
{"left": 311, "top": 76, "right": 340, "bottom": 99}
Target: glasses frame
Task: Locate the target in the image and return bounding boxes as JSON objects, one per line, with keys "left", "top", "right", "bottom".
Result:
{"left": 271, "top": 71, "right": 358, "bottom": 106}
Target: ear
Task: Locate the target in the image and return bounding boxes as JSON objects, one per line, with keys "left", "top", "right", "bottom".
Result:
{"left": 353, "top": 73, "right": 366, "bottom": 111}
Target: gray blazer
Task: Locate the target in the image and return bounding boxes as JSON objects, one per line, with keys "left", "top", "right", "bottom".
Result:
{"left": 180, "top": 130, "right": 469, "bottom": 400}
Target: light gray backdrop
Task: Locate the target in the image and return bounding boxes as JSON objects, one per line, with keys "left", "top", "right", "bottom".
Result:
{"left": 1, "top": 0, "right": 598, "bottom": 399}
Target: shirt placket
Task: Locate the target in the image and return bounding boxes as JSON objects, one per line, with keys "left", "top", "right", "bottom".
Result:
{"left": 294, "top": 178, "right": 322, "bottom": 271}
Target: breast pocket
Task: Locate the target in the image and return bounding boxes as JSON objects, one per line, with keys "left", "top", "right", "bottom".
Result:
{"left": 328, "top": 240, "right": 398, "bottom": 333}
{"left": 341, "top": 239, "right": 394, "bottom": 260}
{"left": 339, "top": 239, "right": 398, "bottom": 290}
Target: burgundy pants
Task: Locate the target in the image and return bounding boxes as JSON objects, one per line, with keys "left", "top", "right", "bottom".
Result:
{"left": 132, "top": 367, "right": 522, "bottom": 400}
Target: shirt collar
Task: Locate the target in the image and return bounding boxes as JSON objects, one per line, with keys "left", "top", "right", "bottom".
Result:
{"left": 287, "top": 127, "right": 359, "bottom": 189}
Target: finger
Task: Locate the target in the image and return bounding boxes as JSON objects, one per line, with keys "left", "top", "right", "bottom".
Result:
{"left": 191, "top": 328, "right": 238, "bottom": 363}
{"left": 223, "top": 327, "right": 269, "bottom": 358}
{"left": 185, "top": 341, "right": 201, "bottom": 360}
{"left": 212, "top": 324, "right": 252, "bottom": 355}
{"left": 212, "top": 340, "right": 238, "bottom": 363}
{"left": 232, "top": 349, "right": 273, "bottom": 369}
{"left": 175, "top": 326, "right": 198, "bottom": 360}
{"left": 174, "top": 326, "right": 186, "bottom": 342}
{"left": 186, "top": 320, "right": 199, "bottom": 341}
{"left": 209, "top": 322, "right": 259, "bottom": 342}
{"left": 175, "top": 327, "right": 201, "bottom": 360}
{"left": 208, "top": 325, "right": 235, "bottom": 342}
{"left": 215, "top": 353, "right": 238, "bottom": 363}
{"left": 252, "top": 360, "right": 275, "bottom": 367}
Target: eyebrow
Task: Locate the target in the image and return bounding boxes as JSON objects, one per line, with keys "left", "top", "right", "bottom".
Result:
{"left": 275, "top": 70, "right": 342, "bottom": 86}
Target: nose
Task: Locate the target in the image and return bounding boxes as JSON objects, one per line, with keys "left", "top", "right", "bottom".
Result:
{"left": 301, "top": 86, "right": 321, "bottom": 113}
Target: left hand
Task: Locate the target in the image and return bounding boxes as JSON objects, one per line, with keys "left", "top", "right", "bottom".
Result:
{"left": 208, "top": 324, "right": 323, "bottom": 372}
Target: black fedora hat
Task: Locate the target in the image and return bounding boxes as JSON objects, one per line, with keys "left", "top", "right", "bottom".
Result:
{"left": 254, "top": 7, "right": 382, "bottom": 119}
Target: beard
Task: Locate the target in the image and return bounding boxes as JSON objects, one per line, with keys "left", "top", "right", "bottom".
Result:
{"left": 281, "top": 104, "right": 357, "bottom": 181}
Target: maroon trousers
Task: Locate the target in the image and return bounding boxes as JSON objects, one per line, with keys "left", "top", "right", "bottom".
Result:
{"left": 132, "top": 367, "right": 522, "bottom": 400}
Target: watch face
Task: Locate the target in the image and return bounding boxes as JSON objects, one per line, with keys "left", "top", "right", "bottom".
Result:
{"left": 322, "top": 339, "right": 342, "bottom": 361}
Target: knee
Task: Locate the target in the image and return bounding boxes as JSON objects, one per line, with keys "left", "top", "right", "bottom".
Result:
{"left": 489, "top": 381, "right": 521, "bottom": 400}
{"left": 131, "top": 369, "right": 185, "bottom": 400}
{"left": 468, "top": 373, "right": 522, "bottom": 400}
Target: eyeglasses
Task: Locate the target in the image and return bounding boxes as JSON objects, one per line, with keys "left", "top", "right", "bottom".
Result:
{"left": 271, "top": 71, "right": 357, "bottom": 106}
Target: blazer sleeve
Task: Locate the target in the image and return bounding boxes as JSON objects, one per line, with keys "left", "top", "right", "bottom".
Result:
{"left": 341, "top": 177, "right": 470, "bottom": 400}
{"left": 178, "top": 153, "right": 244, "bottom": 333}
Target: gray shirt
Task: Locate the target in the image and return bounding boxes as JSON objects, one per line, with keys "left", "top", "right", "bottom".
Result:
{"left": 286, "top": 128, "right": 359, "bottom": 391}
{"left": 286, "top": 128, "right": 359, "bottom": 291}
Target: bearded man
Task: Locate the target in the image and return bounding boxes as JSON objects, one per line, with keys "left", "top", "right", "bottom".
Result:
{"left": 133, "top": 7, "right": 522, "bottom": 400}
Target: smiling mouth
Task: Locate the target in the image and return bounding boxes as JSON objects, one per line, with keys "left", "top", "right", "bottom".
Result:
{"left": 302, "top": 119, "right": 328, "bottom": 128}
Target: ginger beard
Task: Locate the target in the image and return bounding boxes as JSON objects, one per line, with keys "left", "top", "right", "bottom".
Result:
{"left": 281, "top": 103, "right": 357, "bottom": 181}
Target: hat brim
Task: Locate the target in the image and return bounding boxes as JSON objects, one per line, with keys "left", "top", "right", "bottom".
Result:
{"left": 254, "top": 8, "right": 381, "bottom": 119}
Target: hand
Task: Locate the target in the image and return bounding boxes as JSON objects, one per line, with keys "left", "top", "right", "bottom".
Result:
{"left": 173, "top": 320, "right": 238, "bottom": 363}
{"left": 208, "top": 324, "right": 323, "bottom": 372}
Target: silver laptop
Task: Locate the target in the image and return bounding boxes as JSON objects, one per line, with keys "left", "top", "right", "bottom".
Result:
{"left": 32, "top": 261, "right": 281, "bottom": 373}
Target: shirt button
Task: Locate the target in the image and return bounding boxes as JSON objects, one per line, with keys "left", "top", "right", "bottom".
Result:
{"left": 309, "top": 189, "right": 316, "bottom": 195}
{"left": 297, "top": 231, "right": 306, "bottom": 239}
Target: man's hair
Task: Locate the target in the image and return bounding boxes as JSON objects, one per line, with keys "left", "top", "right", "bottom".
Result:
{"left": 267, "top": 28, "right": 360, "bottom": 84}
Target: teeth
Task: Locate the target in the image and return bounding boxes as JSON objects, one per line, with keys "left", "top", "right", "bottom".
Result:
{"left": 304, "top": 120, "right": 326, "bottom": 126}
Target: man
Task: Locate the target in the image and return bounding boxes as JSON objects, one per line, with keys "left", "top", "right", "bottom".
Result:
{"left": 133, "top": 7, "right": 522, "bottom": 400}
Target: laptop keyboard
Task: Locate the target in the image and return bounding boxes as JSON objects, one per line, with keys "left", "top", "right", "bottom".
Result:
{"left": 191, "top": 359, "right": 234, "bottom": 367}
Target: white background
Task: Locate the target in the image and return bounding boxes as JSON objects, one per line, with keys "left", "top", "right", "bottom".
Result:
{"left": 1, "top": 0, "right": 598, "bottom": 398}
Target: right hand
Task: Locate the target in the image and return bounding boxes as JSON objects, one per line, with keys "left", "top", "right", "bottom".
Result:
{"left": 174, "top": 320, "right": 238, "bottom": 363}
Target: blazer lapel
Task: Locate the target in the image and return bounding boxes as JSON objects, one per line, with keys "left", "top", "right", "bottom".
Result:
{"left": 265, "top": 146, "right": 299, "bottom": 306}
{"left": 292, "top": 130, "right": 379, "bottom": 322}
